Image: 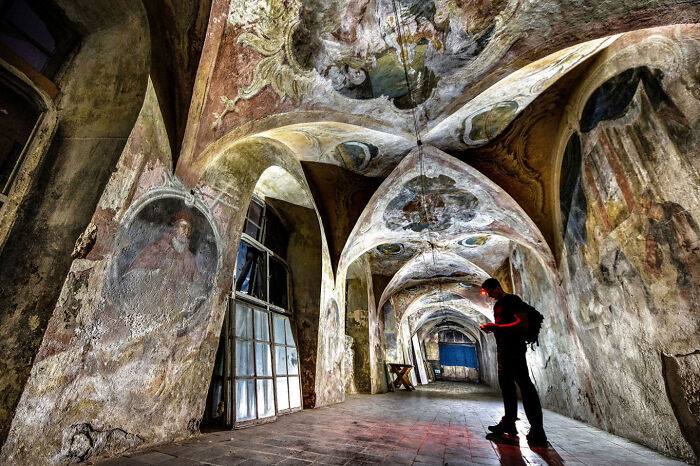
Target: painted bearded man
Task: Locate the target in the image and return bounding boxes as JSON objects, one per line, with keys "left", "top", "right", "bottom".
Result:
{"left": 121, "top": 210, "right": 207, "bottom": 336}
{"left": 126, "top": 210, "right": 201, "bottom": 290}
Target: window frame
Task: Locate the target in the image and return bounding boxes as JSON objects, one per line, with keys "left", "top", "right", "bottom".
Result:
{"left": 231, "top": 300, "right": 279, "bottom": 428}
{"left": 0, "top": 65, "right": 47, "bottom": 209}
{"left": 215, "top": 199, "right": 301, "bottom": 429}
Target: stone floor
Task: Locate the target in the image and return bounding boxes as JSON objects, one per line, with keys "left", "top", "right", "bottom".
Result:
{"left": 98, "top": 382, "right": 686, "bottom": 465}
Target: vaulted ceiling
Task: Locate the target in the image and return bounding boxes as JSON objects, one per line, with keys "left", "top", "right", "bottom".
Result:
{"left": 179, "top": 0, "right": 700, "bottom": 338}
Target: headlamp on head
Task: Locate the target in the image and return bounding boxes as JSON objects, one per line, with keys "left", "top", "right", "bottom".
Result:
{"left": 480, "top": 289, "right": 487, "bottom": 296}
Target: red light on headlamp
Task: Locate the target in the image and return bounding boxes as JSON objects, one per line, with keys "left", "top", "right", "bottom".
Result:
{"left": 480, "top": 289, "right": 487, "bottom": 296}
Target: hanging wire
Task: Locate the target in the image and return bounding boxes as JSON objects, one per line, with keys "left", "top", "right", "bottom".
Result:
{"left": 388, "top": 0, "right": 446, "bottom": 306}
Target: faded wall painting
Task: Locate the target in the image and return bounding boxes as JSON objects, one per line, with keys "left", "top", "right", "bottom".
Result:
{"left": 107, "top": 198, "right": 217, "bottom": 339}
{"left": 316, "top": 297, "right": 345, "bottom": 405}
{"left": 554, "top": 40, "right": 700, "bottom": 460}
{"left": 559, "top": 133, "right": 587, "bottom": 249}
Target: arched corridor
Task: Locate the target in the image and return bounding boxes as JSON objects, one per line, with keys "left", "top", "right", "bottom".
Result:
{"left": 0, "top": 1, "right": 699, "bottom": 465}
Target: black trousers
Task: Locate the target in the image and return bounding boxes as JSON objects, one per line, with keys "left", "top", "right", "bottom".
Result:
{"left": 498, "top": 350, "right": 543, "bottom": 430}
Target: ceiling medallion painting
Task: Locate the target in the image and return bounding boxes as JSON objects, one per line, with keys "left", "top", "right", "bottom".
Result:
{"left": 293, "top": 0, "right": 510, "bottom": 108}
{"left": 458, "top": 235, "right": 489, "bottom": 247}
{"left": 213, "top": 0, "right": 314, "bottom": 129}
{"left": 376, "top": 243, "right": 405, "bottom": 255}
{"left": 383, "top": 174, "right": 478, "bottom": 232}
{"left": 333, "top": 141, "right": 379, "bottom": 172}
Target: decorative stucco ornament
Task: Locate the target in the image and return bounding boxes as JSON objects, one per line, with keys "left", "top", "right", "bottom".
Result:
{"left": 212, "top": 0, "right": 314, "bottom": 130}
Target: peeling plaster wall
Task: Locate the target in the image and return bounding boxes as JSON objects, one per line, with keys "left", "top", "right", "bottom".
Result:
{"left": 273, "top": 199, "right": 323, "bottom": 409}
{"left": 2, "top": 112, "right": 342, "bottom": 463}
{"left": 0, "top": 1, "right": 151, "bottom": 448}
{"left": 345, "top": 258, "right": 371, "bottom": 393}
{"left": 0, "top": 82, "right": 225, "bottom": 465}
{"left": 343, "top": 256, "right": 388, "bottom": 395}
{"left": 201, "top": 137, "right": 343, "bottom": 410}
{"left": 383, "top": 300, "right": 399, "bottom": 363}
{"left": 477, "top": 331, "right": 498, "bottom": 388}
{"left": 513, "top": 28, "right": 700, "bottom": 462}
{"left": 367, "top": 263, "right": 388, "bottom": 394}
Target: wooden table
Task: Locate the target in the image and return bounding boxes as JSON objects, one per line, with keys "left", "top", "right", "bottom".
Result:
{"left": 388, "top": 363, "right": 415, "bottom": 391}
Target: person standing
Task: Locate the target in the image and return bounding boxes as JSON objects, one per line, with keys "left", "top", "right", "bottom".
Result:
{"left": 480, "top": 278, "right": 548, "bottom": 445}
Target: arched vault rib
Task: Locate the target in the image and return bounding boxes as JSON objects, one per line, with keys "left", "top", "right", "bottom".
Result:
{"left": 416, "top": 314, "right": 482, "bottom": 343}
{"left": 376, "top": 249, "right": 490, "bottom": 313}
{"left": 338, "top": 144, "right": 556, "bottom": 283}
{"left": 260, "top": 122, "right": 414, "bottom": 177}
{"left": 424, "top": 35, "right": 620, "bottom": 149}
{"left": 406, "top": 306, "right": 487, "bottom": 337}
{"left": 394, "top": 282, "right": 494, "bottom": 328}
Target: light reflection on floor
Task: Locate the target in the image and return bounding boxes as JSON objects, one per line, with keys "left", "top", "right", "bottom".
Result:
{"left": 100, "top": 381, "right": 686, "bottom": 465}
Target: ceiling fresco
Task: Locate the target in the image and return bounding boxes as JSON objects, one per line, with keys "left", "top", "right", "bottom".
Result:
{"left": 193, "top": 0, "right": 697, "bottom": 153}
{"left": 339, "top": 145, "right": 553, "bottom": 276}
{"left": 186, "top": 1, "right": 700, "bottom": 349}
{"left": 388, "top": 281, "right": 492, "bottom": 324}
{"left": 261, "top": 122, "right": 414, "bottom": 177}
{"left": 423, "top": 35, "right": 619, "bottom": 149}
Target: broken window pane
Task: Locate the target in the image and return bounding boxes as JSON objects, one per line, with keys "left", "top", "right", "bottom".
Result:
{"left": 285, "top": 318, "right": 295, "bottom": 346}
{"left": 287, "top": 347, "right": 298, "bottom": 376}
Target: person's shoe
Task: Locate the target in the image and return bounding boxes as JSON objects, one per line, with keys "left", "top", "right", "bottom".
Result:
{"left": 526, "top": 427, "right": 549, "bottom": 446}
{"left": 487, "top": 419, "right": 518, "bottom": 437}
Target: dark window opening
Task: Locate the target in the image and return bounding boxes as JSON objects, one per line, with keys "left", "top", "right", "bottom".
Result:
{"left": 243, "top": 198, "right": 264, "bottom": 240}
{"left": 235, "top": 241, "right": 267, "bottom": 302}
{"left": 269, "top": 256, "right": 288, "bottom": 310}
{"left": 263, "top": 206, "right": 288, "bottom": 259}
{"left": 0, "top": 70, "right": 42, "bottom": 207}
{"left": 204, "top": 196, "right": 299, "bottom": 430}
{"left": 0, "top": 0, "right": 78, "bottom": 78}
{"left": 438, "top": 329, "right": 473, "bottom": 344}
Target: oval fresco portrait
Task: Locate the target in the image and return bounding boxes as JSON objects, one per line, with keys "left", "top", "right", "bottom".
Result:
{"left": 107, "top": 197, "right": 218, "bottom": 338}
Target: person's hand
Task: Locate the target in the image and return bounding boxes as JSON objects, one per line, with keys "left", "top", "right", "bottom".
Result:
{"left": 480, "top": 322, "right": 497, "bottom": 333}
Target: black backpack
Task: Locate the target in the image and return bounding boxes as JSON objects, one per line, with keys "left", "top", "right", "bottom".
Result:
{"left": 521, "top": 302, "right": 544, "bottom": 348}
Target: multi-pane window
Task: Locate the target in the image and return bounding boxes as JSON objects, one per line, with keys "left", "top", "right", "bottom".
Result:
{"left": 272, "top": 314, "right": 301, "bottom": 412}
{"left": 234, "top": 303, "right": 275, "bottom": 422}
{"left": 204, "top": 197, "right": 301, "bottom": 429}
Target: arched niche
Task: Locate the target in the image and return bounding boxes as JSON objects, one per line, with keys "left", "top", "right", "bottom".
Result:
{"left": 198, "top": 135, "right": 341, "bottom": 418}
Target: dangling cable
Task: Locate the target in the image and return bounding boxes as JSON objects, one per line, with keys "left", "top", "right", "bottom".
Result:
{"left": 389, "top": 0, "right": 445, "bottom": 309}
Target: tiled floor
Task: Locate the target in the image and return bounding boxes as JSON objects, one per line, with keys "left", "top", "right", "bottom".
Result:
{"left": 99, "top": 382, "right": 686, "bottom": 465}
